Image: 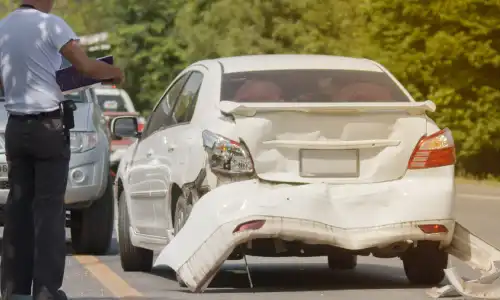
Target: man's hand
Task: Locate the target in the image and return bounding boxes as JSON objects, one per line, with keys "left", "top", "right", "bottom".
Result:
{"left": 110, "top": 67, "right": 125, "bottom": 85}
{"left": 60, "top": 39, "right": 125, "bottom": 83}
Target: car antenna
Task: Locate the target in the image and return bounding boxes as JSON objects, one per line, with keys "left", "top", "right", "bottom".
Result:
{"left": 241, "top": 247, "right": 254, "bottom": 288}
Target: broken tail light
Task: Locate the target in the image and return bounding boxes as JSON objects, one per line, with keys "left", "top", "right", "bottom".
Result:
{"left": 408, "top": 128, "right": 456, "bottom": 169}
{"left": 202, "top": 130, "right": 254, "bottom": 176}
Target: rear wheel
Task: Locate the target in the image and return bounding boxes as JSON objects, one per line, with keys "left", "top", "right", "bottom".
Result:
{"left": 173, "top": 193, "right": 193, "bottom": 287}
{"left": 118, "top": 192, "right": 154, "bottom": 272}
{"left": 402, "top": 241, "right": 448, "bottom": 285}
{"left": 327, "top": 253, "right": 357, "bottom": 270}
{"left": 71, "top": 175, "right": 114, "bottom": 255}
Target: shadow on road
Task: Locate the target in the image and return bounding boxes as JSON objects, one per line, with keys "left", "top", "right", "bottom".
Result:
{"left": 0, "top": 235, "right": 119, "bottom": 257}
{"left": 150, "top": 261, "right": 434, "bottom": 293}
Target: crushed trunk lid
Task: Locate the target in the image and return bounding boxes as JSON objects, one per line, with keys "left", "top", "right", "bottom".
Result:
{"left": 219, "top": 100, "right": 435, "bottom": 184}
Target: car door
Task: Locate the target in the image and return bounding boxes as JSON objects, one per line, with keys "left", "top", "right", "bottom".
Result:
{"left": 126, "top": 73, "right": 189, "bottom": 237}
{"left": 148, "top": 69, "right": 205, "bottom": 238}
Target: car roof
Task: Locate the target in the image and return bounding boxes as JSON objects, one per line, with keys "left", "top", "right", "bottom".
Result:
{"left": 202, "top": 54, "right": 384, "bottom": 74}
{"left": 94, "top": 86, "right": 124, "bottom": 95}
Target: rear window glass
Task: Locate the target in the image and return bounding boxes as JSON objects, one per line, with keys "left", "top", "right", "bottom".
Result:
{"left": 96, "top": 94, "right": 127, "bottom": 112}
{"left": 221, "top": 69, "right": 410, "bottom": 103}
{"left": 64, "top": 91, "right": 86, "bottom": 102}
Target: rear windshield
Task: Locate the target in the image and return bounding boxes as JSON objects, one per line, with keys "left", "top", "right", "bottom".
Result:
{"left": 221, "top": 69, "right": 410, "bottom": 103}
{"left": 96, "top": 94, "right": 128, "bottom": 112}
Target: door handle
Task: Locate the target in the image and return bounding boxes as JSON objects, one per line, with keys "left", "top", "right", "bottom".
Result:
{"left": 146, "top": 149, "right": 154, "bottom": 158}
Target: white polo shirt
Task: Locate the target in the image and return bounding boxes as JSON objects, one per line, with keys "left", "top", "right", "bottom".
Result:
{"left": 0, "top": 8, "right": 78, "bottom": 114}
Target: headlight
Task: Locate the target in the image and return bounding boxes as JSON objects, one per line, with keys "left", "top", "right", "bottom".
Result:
{"left": 202, "top": 130, "right": 254, "bottom": 176}
{"left": 70, "top": 132, "right": 98, "bottom": 153}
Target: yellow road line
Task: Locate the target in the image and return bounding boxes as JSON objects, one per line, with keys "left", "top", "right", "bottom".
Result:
{"left": 74, "top": 255, "right": 143, "bottom": 298}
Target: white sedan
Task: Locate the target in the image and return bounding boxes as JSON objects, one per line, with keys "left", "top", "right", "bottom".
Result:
{"left": 111, "top": 54, "right": 456, "bottom": 292}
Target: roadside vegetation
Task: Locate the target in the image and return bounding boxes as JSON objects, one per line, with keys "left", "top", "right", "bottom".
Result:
{"left": 1, "top": 0, "right": 498, "bottom": 180}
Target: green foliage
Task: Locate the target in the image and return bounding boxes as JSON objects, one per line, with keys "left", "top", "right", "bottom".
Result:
{"left": 365, "top": 0, "right": 500, "bottom": 175}
{"left": 105, "top": 0, "right": 186, "bottom": 114}
{"left": 174, "top": 0, "right": 368, "bottom": 61}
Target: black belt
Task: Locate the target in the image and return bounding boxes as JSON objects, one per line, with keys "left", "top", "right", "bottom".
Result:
{"left": 9, "top": 109, "right": 62, "bottom": 119}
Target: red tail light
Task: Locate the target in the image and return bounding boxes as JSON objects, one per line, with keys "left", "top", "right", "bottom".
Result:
{"left": 137, "top": 121, "right": 144, "bottom": 133}
{"left": 408, "top": 128, "right": 455, "bottom": 169}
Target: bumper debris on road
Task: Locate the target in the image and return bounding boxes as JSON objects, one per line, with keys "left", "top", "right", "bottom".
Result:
{"left": 429, "top": 223, "right": 500, "bottom": 299}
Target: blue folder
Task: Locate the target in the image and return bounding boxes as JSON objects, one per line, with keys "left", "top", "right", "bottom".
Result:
{"left": 56, "top": 55, "right": 114, "bottom": 94}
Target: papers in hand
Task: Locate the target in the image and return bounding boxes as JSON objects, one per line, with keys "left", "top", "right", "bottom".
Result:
{"left": 56, "top": 55, "right": 114, "bottom": 95}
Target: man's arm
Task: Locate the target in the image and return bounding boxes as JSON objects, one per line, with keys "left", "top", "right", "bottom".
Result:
{"left": 49, "top": 15, "right": 123, "bottom": 83}
{"left": 60, "top": 40, "right": 123, "bottom": 82}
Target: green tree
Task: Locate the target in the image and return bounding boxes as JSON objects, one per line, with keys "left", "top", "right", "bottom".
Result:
{"left": 365, "top": 0, "right": 500, "bottom": 176}
{"left": 106, "top": 0, "right": 186, "bottom": 113}
{"left": 174, "top": 0, "right": 368, "bottom": 62}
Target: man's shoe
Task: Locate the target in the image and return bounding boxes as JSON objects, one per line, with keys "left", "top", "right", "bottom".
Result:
{"left": 34, "top": 287, "right": 68, "bottom": 300}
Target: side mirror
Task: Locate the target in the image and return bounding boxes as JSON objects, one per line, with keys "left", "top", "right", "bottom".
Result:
{"left": 110, "top": 116, "right": 140, "bottom": 139}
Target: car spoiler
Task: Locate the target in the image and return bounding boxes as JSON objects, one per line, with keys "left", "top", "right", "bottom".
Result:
{"left": 219, "top": 100, "right": 436, "bottom": 116}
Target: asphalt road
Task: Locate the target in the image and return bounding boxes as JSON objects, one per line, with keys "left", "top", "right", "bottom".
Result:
{"left": 2, "top": 182, "right": 500, "bottom": 300}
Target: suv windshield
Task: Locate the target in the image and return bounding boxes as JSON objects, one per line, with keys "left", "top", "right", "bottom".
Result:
{"left": 96, "top": 94, "right": 128, "bottom": 112}
{"left": 221, "top": 69, "right": 410, "bottom": 103}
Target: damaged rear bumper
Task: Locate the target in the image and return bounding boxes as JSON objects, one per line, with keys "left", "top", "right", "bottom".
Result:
{"left": 154, "top": 174, "right": 455, "bottom": 292}
{"left": 158, "top": 217, "right": 454, "bottom": 292}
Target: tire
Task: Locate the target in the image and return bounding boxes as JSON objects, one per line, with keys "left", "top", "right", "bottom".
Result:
{"left": 118, "top": 192, "right": 153, "bottom": 272}
{"left": 402, "top": 241, "right": 448, "bottom": 285}
{"left": 327, "top": 253, "right": 357, "bottom": 270}
{"left": 173, "top": 193, "right": 193, "bottom": 287}
{"left": 71, "top": 175, "right": 114, "bottom": 255}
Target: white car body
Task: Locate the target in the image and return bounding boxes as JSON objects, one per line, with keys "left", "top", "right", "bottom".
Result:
{"left": 113, "top": 54, "right": 456, "bottom": 292}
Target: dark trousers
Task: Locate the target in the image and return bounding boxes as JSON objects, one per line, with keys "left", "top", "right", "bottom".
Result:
{"left": 1, "top": 111, "right": 70, "bottom": 299}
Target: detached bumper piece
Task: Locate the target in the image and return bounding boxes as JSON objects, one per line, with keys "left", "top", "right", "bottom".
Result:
{"left": 428, "top": 223, "right": 500, "bottom": 299}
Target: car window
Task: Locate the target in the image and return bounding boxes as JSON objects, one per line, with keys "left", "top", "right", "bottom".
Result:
{"left": 221, "top": 69, "right": 410, "bottom": 103}
{"left": 142, "top": 74, "right": 189, "bottom": 138}
{"left": 0, "top": 87, "right": 4, "bottom": 101}
{"left": 96, "top": 94, "right": 128, "bottom": 112}
{"left": 172, "top": 72, "right": 203, "bottom": 124}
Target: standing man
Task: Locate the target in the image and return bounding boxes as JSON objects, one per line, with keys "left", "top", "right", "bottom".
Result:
{"left": 0, "top": 1, "right": 124, "bottom": 299}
